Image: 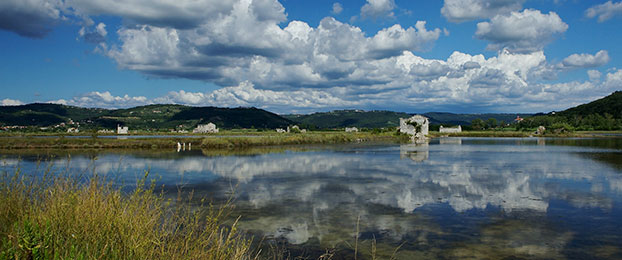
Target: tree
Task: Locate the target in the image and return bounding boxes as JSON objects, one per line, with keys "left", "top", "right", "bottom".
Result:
{"left": 471, "top": 119, "right": 485, "bottom": 130}
{"left": 486, "top": 118, "right": 498, "bottom": 129}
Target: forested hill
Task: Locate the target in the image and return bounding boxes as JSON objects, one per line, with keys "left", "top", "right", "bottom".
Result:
{"left": 517, "top": 91, "right": 622, "bottom": 131}
{"left": 283, "top": 110, "right": 532, "bottom": 129}
{"left": 283, "top": 110, "right": 409, "bottom": 129}
{"left": 0, "top": 103, "right": 292, "bottom": 130}
{"left": 557, "top": 91, "right": 622, "bottom": 118}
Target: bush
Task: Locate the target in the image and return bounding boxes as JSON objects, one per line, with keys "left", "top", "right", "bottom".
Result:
{"left": 549, "top": 122, "right": 574, "bottom": 133}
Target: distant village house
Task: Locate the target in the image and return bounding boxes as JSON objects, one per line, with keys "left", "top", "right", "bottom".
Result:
{"left": 193, "top": 123, "right": 219, "bottom": 133}
{"left": 345, "top": 127, "right": 359, "bottom": 132}
{"left": 66, "top": 127, "right": 79, "bottom": 133}
{"left": 117, "top": 125, "right": 128, "bottom": 134}
{"left": 439, "top": 125, "right": 462, "bottom": 133}
{"left": 98, "top": 129, "right": 114, "bottom": 134}
{"left": 276, "top": 128, "right": 287, "bottom": 133}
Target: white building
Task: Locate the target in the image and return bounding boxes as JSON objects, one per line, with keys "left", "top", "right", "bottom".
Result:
{"left": 276, "top": 128, "right": 287, "bottom": 133}
{"left": 66, "top": 127, "right": 79, "bottom": 133}
{"left": 399, "top": 115, "right": 429, "bottom": 138}
{"left": 117, "top": 125, "right": 128, "bottom": 134}
{"left": 345, "top": 127, "right": 359, "bottom": 132}
{"left": 193, "top": 123, "right": 219, "bottom": 133}
{"left": 97, "top": 129, "right": 114, "bottom": 134}
{"left": 439, "top": 125, "right": 462, "bottom": 133}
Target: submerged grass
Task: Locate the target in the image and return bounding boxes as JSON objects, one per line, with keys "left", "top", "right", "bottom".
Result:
{"left": 0, "top": 166, "right": 254, "bottom": 259}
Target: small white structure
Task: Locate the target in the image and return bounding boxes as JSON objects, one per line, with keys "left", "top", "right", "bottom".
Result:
{"left": 439, "top": 125, "right": 462, "bottom": 133}
{"left": 276, "top": 128, "right": 287, "bottom": 133}
{"left": 345, "top": 127, "right": 359, "bottom": 132}
{"left": 117, "top": 125, "right": 128, "bottom": 134}
{"left": 193, "top": 123, "right": 219, "bottom": 133}
{"left": 98, "top": 129, "right": 114, "bottom": 134}
{"left": 399, "top": 115, "right": 429, "bottom": 139}
{"left": 66, "top": 127, "right": 79, "bottom": 133}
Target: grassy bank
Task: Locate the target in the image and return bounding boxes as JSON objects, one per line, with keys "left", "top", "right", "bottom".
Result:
{"left": 428, "top": 131, "right": 532, "bottom": 138}
{"left": 0, "top": 132, "right": 404, "bottom": 150}
{"left": 0, "top": 169, "right": 254, "bottom": 259}
{"left": 428, "top": 130, "right": 622, "bottom": 138}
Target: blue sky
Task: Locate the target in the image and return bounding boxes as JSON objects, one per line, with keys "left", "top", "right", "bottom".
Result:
{"left": 1, "top": 0, "right": 621, "bottom": 114}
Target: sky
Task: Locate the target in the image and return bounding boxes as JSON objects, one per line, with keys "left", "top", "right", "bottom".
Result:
{"left": 0, "top": 0, "right": 621, "bottom": 114}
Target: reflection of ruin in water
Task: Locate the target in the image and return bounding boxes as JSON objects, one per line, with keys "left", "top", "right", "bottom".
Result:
{"left": 439, "top": 137, "right": 462, "bottom": 145}
{"left": 400, "top": 142, "right": 429, "bottom": 162}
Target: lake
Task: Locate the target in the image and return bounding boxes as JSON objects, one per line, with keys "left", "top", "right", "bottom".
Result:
{"left": 2, "top": 137, "right": 622, "bottom": 259}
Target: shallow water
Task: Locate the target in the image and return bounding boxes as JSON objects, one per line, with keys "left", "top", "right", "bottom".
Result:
{"left": 2, "top": 137, "right": 622, "bottom": 259}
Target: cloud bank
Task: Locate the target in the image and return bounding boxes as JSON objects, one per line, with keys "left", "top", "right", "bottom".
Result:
{"left": 37, "top": 67, "right": 621, "bottom": 114}
{"left": 0, "top": 0, "right": 618, "bottom": 113}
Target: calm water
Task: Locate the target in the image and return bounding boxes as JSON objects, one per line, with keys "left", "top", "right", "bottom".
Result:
{"left": 2, "top": 137, "right": 622, "bottom": 259}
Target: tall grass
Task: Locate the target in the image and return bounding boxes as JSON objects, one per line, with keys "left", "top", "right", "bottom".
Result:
{"left": 0, "top": 132, "right": 403, "bottom": 150}
{"left": 199, "top": 133, "right": 395, "bottom": 148}
{"left": 0, "top": 165, "right": 254, "bottom": 259}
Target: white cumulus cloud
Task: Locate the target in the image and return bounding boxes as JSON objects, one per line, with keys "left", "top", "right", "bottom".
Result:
{"left": 560, "top": 50, "right": 610, "bottom": 69}
{"left": 51, "top": 91, "right": 150, "bottom": 108}
{"left": 360, "top": 0, "right": 396, "bottom": 19}
{"left": 1, "top": 98, "right": 24, "bottom": 106}
{"left": 441, "top": 0, "right": 524, "bottom": 22}
{"left": 585, "top": 1, "right": 622, "bottom": 22}
{"left": 332, "top": 2, "right": 343, "bottom": 14}
{"left": 587, "top": 70, "right": 602, "bottom": 82}
{"left": 155, "top": 81, "right": 356, "bottom": 112}
{"left": 475, "top": 9, "right": 568, "bottom": 53}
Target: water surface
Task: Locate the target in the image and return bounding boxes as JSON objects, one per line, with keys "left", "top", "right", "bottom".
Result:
{"left": 2, "top": 137, "right": 622, "bottom": 259}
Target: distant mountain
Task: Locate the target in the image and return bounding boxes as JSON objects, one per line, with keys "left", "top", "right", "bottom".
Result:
{"left": 283, "top": 110, "right": 408, "bottom": 128}
{"left": 557, "top": 91, "right": 622, "bottom": 118}
{"left": 0, "top": 103, "right": 107, "bottom": 126}
{"left": 423, "top": 112, "right": 532, "bottom": 126}
{"left": 0, "top": 103, "right": 293, "bottom": 130}
{"left": 284, "top": 110, "right": 532, "bottom": 129}
{"left": 170, "top": 107, "right": 292, "bottom": 129}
